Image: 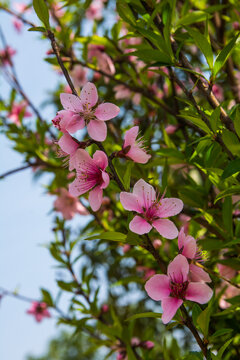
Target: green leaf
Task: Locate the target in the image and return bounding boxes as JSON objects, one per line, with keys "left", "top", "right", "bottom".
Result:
{"left": 176, "top": 11, "right": 207, "bottom": 27}
{"left": 197, "top": 302, "right": 213, "bottom": 338}
{"left": 221, "top": 158, "right": 240, "bottom": 179}
{"left": 222, "top": 129, "right": 240, "bottom": 156}
{"left": 125, "top": 231, "right": 140, "bottom": 246}
{"left": 216, "top": 338, "right": 233, "bottom": 359}
{"left": 131, "top": 49, "right": 173, "bottom": 65}
{"left": 123, "top": 162, "right": 133, "bottom": 191}
{"left": 211, "top": 328, "right": 233, "bottom": 338}
{"left": 213, "top": 34, "right": 239, "bottom": 78}
{"left": 186, "top": 27, "right": 213, "bottom": 69}
{"left": 126, "top": 312, "right": 162, "bottom": 322}
{"left": 192, "top": 304, "right": 202, "bottom": 328}
{"left": 85, "top": 231, "right": 127, "bottom": 241}
{"left": 209, "top": 107, "right": 221, "bottom": 132}
{"left": 28, "top": 26, "right": 46, "bottom": 32}
{"left": 135, "top": 27, "right": 169, "bottom": 54}
{"left": 178, "top": 114, "right": 211, "bottom": 134}
{"left": 32, "top": 0, "right": 50, "bottom": 28}
{"left": 233, "top": 106, "right": 240, "bottom": 138}
{"left": 57, "top": 281, "right": 78, "bottom": 292}
{"left": 116, "top": 1, "right": 135, "bottom": 25}
{"left": 40, "top": 288, "right": 54, "bottom": 306}
{"left": 215, "top": 185, "right": 240, "bottom": 203}
{"left": 222, "top": 196, "right": 233, "bottom": 237}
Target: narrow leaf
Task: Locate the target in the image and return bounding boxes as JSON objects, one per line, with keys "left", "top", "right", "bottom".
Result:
{"left": 126, "top": 312, "right": 162, "bottom": 322}
{"left": 213, "top": 34, "right": 239, "bottom": 78}
{"left": 186, "top": 27, "right": 213, "bottom": 68}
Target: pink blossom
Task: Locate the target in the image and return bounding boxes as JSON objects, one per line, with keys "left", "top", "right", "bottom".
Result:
{"left": 178, "top": 227, "right": 211, "bottom": 283}
{"left": 137, "top": 266, "right": 156, "bottom": 280}
{"left": 217, "top": 264, "right": 236, "bottom": 280}
{"left": 145, "top": 254, "right": 213, "bottom": 323}
{"left": 153, "top": 239, "right": 162, "bottom": 249}
{"left": 101, "top": 304, "right": 109, "bottom": 313}
{"left": 121, "top": 126, "right": 151, "bottom": 164}
{"left": 120, "top": 179, "right": 183, "bottom": 238}
{"left": 7, "top": 101, "right": 32, "bottom": 125}
{"left": 70, "top": 65, "right": 87, "bottom": 88}
{"left": 218, "top": 282, "right": 240, "bottom": 309}
{"left": 26, "top": 302, "right": 51, "bottom": 322}
{"left": 0, "top": 46, "right": 16, "bottom": 66}
{"left": 12, "top": 17, "right": 23, "bottom": 33}
{"left": 14, "top": 3, "right": 30, "bottom": 13}
{"left": 54, "top": 188, "right": 88, "bottom": 219}
{"left": 165, "top": 125, "right": 178, "bottom": 135}
{"left": 88, "top": 45, "right": 115, "bottom": 80}
{"left": 54, "top": 82, "right": 120, "bottom": 141}
{"left": 123, "top": 244, "right": 131, "bottom": 253}
{"left": 142, "top": 340, "right": 154, "bottom": 349}
{"left": 114, "top": 85, "right": 140, "bottom": 105}
{"left": 212, "top": 84, "right": 224, "bottom": 102}
{"left": 69, "top": 149, "right": 110, "bottom": 211}
{"left": 86, "top": 0, "right": 103, "bottom": 20}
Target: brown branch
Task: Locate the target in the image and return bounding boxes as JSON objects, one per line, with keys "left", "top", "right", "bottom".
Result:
{"left": 181, "top": 304, "right": 208, "bottom": 358}
{"left": 0, "top": 164, "right": 33, "bottom": 179}
{"left": 47, "top": 30, "right": 78, "bottom": 96}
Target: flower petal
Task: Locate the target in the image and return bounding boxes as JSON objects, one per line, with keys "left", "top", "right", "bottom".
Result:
{"left": 152, "top": 219, "right": 178, "bottom": 239}
{"left": 127, "top": 146, "right": 151, "bottom": 164}
{"left": 185, "top": 282, "right": 213, "bottom": 304}
{"left": 74, "top": 148, "right": 95, "bottom": 172}
{"left": 182, "top": 238, "right": 197, "bottom": 259}
{"left": 100, "top": 171, "right": 110, "bottom": 189}
{"left": 161, "top": 297, "right": 183, "bottom": 324}
{"left": 87, "top": 119, "right": 107, "bottom": 141}
{"left": 129, "top": 215, "right": 152, "bottom": 234}
{"left": 132, "top": 179, "right": 156, "bottom": 209}
{"left": 69, "top": 177, "right": 91, "bottom": 196}
{"left": 167, "top": 254, "right": 189, "bottom": 283}
{"left": 60, "top": 93, "right": 83, "bottom": 112}
{"left": 145, "top": 274, "right": 170, "bottom": 301}
{"left": 93, "top": 150, "right": 108, "bottom": 170}
{"left": 58, "top": 133, "right": 79, "bottom": 155}
{"left": 189, "top": 264, "right": 211, "bottom": 283}
{"left": 124, "top": 126, "right": 138, "bottom": 148}
{"left": 95, "top": 103, "right": 120, "bottom": 121}
{"left": 65, "top": 114, "right": 85, "bottom": 133}
{"left": 88, "top": 186, "right": 103, "bottom": 211}
{"left": 120, "top": 192, "right": 143, "bottom": 213}
{"left": 158, "top": 198, "right": 183, "bottom": 217}
{"left": 80, "top": 82, "right": 98, "bottom": 107}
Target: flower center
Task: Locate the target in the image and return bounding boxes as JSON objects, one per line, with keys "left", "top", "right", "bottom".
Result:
{"left": 170, "top": 280, "right": 188, "bottom": 299}
{"left": 142, "top": 201, "right": 160, "bottom": 222}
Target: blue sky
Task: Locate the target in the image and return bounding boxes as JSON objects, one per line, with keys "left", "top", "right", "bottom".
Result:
{"left": 0, "top": 3, "right": 75, "bottom": 359}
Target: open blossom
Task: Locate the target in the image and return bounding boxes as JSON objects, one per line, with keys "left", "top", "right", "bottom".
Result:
{"left": 54, "top": 188, "right": 88, "bottom": 220}
{"left": 7, "top": 101, "right": 32, "bottom": 125}
{"left": 178, "top": 227, "right": 211, "bottom": 283}
{"left": 120, "top": 179, "right": 183, "bottom": 238}
{"left": 120, "top": 126, "right": 151, "bottom": 164}
{"left": 26, "top": 302, "right": 51, "bottom": 322}
{"left": 145, "top": 254, "right": 213, "bottom": 324}
{"left": 53, "top": 82, "right": 120, "bottom": 141}
{"left": 69, "top": 149, "right": 109, "bottom": 211}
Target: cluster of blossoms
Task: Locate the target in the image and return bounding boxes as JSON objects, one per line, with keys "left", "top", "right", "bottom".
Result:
{"left": 52, "top": 81, "right": 213, "bottom": 325}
